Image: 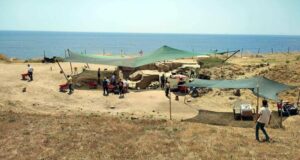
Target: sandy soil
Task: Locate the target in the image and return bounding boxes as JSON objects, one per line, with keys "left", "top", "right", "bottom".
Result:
{"left": 0, "top": 53, "right": 299, "bottom": 121}
{"left": 0, "top": 53, "right": 300, "bottom": 159}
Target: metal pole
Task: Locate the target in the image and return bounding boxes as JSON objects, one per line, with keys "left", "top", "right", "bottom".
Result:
{"left": 297, "top": 88, "right": 300, "bottom": 106}
{"left": 56, "top": 60, "right": 67, "bottom": 80}
{"left": 280, "top": 106, "right": 283, "bottom": 128}
{"left": 241, "top": 48, "right": 243, "bottom": 57}
{"left": 256, "top": 86, "right": 259, "bottom": 117}
{"left": 169, "top": 91, "right": 172, "bottom": 120}
{"left": 67, "top": 49, "right": 73, "bottom": 74}
{"left": 84, "top": 49, "right": 90, "bottom": 69}
{"left": 227, "top": 49, "right": 229, "bottom": 58}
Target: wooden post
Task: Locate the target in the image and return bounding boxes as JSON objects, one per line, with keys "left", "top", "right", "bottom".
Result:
{"left": 280, "top": 106, "right": 283, "bottom": 128}
{"left": 256, "top": 86, "right": 259, "bottom": 117}
{"left": 227, "top": 49, "right": 229, "bottom": 58}
{"left": 287, "top": 47, "right": 290, "bottom": 54}
{"left": 241, "top": 48, "right": 243, "bottom": 57}
{"left": 43, "top": 50, "right": 46, "bottom": 58}
{"left": 271, "top": 48, "right": 273, "bottom": 54}
{"left": 84, "top": 49, "right": 90, "bottom": 69}
{"left": 257, "top": 48, "right": 260, "bottom": 55}
{"left": 169, "top": 91, "right": 172, "bottom": 120}
{"left": 297, "top": 88, "right": 300, "bottom": 106}
{"left": 56, "top": 60, "right": 67, "bottom": 80}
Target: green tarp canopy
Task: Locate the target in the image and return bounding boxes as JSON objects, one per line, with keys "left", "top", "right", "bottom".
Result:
{"left": 185, "top": 76, "right": 296, "bottom": 100}
{"left": 64, "top": 45, "right": 216, "bottom": 68}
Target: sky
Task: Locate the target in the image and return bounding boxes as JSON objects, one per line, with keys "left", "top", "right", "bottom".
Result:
{"left": 0, "top": 0, "right": 300, "bottom": 35}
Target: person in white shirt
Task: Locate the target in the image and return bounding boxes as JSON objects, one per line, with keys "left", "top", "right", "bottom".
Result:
{"left": 67, "top": 75, "right": 73, "bottom": 94}
{"left": 27, "top": 64, "right": 33, "bottom": 81}
{"left": 255, "top": 99, "right": 272, "bottom": 142}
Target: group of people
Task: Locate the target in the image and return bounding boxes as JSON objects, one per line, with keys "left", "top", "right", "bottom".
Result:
{"left": 102, "top": 76, "right": 126, "bottom": 97}
{"left": 98, "top": 68, "right": 127, "bottom": 98}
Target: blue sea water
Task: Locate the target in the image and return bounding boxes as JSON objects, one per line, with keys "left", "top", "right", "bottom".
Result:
{"left": 1, "top": 31, "right": 300, "bottom": 59}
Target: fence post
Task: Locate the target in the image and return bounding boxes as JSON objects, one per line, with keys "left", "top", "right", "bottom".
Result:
{"left": 241, "top": 48, "right": 243, "bottom": 57}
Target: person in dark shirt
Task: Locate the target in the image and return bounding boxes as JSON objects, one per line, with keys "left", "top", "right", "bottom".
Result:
{"left": 97, "top": 68, "right": 101, "bottom": 85}
{"left": 160, "top": 74, "right": 165, "bottom": 89}
{"left": 102, "top": 77, "right": 109, "bottom": 96}
{"left": 118, "top": 79, "right": 124, "bottom": 98}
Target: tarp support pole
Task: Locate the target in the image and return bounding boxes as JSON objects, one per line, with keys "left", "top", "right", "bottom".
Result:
{"left": 280, "top": 108, "right": 283, "bottom": 128}
{"left": 67, "top": 49, "right": 73, "bottom": 74}
{"left": 297, "top": 89, "right": 300, "bottom": 106}
{"left": 169, "top": 92, "right": 172, "bottom": 120}
{"left": 56, "top": 60, "right": 67, "bottom": 80}
{"left": 85, "top": 49, "right": 90, "bottom": 69}
{"left": 256, "top": 87, "right": 259, "bottom": 117}
{"left": 69, "top": 62, "right": 73, "bottom": 74}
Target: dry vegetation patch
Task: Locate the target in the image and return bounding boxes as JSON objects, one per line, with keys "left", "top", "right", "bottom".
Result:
{"left": 0, "top": 111, "right": 299, "bottom": 160}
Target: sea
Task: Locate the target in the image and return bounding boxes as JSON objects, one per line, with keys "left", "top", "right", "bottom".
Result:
{"left": 1, "top": 31, "right": 300, "bottom": 59}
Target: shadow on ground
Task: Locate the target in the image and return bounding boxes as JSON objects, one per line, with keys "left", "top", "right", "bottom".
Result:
{"left": 183, "top": 109, "right": 288, "bottom": 129}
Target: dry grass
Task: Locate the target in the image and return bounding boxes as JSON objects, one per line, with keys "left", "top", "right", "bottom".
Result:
{"left": 0, "top": 111, "right": 299, "bottom": 160}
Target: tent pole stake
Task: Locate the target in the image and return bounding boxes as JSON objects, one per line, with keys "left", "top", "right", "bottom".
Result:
{"left": 297, "top": 89, "right": 300, "bottom": 106}
{"left": 70, "top": 62, "right": 73, "bottom": 74}
{"left": 256, "top": 87, "right": 259, "bottom": 117}
{"left": 169, "top": 92, "right": 172, "bottom": 120}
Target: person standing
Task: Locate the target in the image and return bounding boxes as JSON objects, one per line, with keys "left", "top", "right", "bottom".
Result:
{"left": 165, "top": 78, "right": 170, "bottom": 98}
{"left": 255, "top": 99, "right": 272, "bottom": 142}
{"left": 118, "top": 78, "right": 124, "bottom": 98}
{"left": 111, "top": 74, "right": 116, "bottom": 86}
{"left": 97, "top": 68, "right": 101, "bottom": 85}
{"left": 67, "top": 75, "right": 73, "bottom": 94}
{"left": 160, "top": 74, "right": 165, "bottom": 89}
{"left": 27, "top": 64, "right": 34, "bottom": 81}
{"left": 102, "top": 77, "right": 109, "bottom": 96}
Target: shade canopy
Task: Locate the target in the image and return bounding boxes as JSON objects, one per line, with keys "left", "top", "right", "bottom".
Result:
{"left": 186, "top": 76, "right": 296, "bottom": 100}
{"left": 64, "top": 45, "right": 216, "bottom": 68}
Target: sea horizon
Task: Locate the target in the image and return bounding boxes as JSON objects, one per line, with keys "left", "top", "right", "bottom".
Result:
{"left": 2, "top": 29, "right": 300, "bottom": 37}
{"left": 1, "top": 30, "right": 300, "bottom": 59}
